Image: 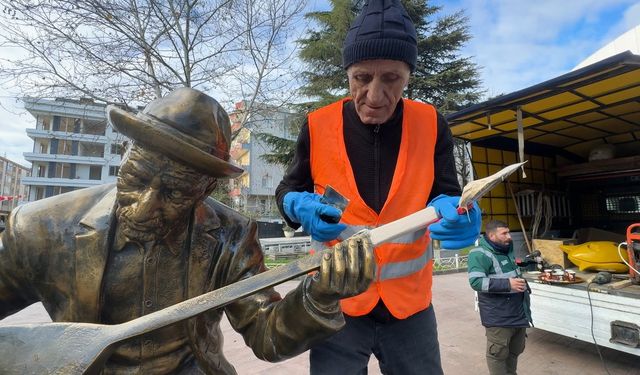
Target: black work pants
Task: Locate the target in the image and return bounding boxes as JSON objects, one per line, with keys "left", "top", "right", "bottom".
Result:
{"left": 310, "top": 304, "right": 443, "bottom": 375}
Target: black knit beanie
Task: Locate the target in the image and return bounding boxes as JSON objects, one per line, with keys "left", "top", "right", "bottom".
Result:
{"left": 342, "top": 0, "right": 418, "bottom": 72}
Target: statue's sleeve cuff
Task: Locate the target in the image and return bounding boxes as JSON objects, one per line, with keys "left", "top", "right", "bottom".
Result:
{"left": 301, "top": 275, "right": 343, "bottom": 318}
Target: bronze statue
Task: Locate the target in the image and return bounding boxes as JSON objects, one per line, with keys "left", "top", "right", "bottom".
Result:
{"left": 0, "top": 87, "right": 376, "bottom": 374}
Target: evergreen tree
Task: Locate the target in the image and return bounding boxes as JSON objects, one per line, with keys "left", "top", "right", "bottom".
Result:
{"left": 298, "top": 0, "right": 482, "bottom": 112}
{"left": 297, "top": 0, "right": 357, "bottom": 106}
{"left": 260, "top": 0, "right": 482, "bottom": 165}
{"left": 404, "top": 1, "right": 482, "bottom": 113}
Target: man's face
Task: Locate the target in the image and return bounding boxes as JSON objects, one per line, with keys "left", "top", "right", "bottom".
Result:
{"left": 488, "top": 227, "right": 512, "bottom": 247}
{"left": 116, "top": 146, "right": 213, "bottom": 243}
{"left": 347, "top": 59, "right": 411, "bottom": 124}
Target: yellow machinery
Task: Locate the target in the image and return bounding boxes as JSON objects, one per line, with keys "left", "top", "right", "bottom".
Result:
{"left": 560, "top": 241, "right": 629, "bottom": 273}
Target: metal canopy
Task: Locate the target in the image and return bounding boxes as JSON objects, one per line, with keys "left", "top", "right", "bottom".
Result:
{"left": 446, "top": 51, "right": 640, "bottom": 161}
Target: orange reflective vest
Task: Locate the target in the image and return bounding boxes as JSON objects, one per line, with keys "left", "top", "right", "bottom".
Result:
{"left": 308, "top": 98, "right": 438, "bottom": 319}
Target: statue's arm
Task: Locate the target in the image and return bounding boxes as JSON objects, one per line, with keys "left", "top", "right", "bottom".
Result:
{"left": 0, "top": 207, "right": 38, "bottom": 319}
{"left": 223, "top": 219, "right": 343, "bottom": 362}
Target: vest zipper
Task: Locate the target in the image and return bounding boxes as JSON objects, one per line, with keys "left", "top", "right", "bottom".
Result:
{"left": 374, "top": 124, "right": 381, "bottom": 213}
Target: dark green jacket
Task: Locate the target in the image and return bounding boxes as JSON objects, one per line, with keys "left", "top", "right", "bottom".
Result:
{"left": 467, "top": 236, "right": 532, "bottom": 328}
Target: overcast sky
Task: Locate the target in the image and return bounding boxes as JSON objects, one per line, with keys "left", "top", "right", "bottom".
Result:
{"left": 1, "top": 0, "right": 639, "bottom": 167}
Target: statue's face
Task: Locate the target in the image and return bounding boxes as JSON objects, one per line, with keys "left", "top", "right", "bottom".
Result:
{"left": 116, "top": 146, "right": 213, "bottom": 243}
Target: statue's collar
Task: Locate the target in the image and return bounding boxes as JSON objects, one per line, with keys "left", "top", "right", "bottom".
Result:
{"left": 79, "top": 186, "right": 117, "bottom": 230}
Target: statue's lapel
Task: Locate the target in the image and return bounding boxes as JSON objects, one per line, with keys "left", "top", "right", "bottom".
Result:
{"left": 74, "top": 188, "right": 117, "bottom": 322}
{"left": 187, "top": 201, "right": 222, "bottom": 298}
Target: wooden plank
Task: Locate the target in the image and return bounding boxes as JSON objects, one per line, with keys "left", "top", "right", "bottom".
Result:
{"left": 608, "top": 279, "right": 633, "bottom": 290}
{"left": 533, "top": 238, "right": 576, "bottom": 268}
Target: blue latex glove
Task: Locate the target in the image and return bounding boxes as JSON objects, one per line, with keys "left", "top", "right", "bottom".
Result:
{"left": 283, "top": 191, "right": 347, "bottom": 242}
{"left": 427, "top": 194, "right": 481, "bottom": 249}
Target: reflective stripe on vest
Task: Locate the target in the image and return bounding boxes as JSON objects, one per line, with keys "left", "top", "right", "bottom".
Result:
{"left": 378, "top": 241, "right": 433, "bottom": 280}
{"left": 311, "top": 224, "right": 432, "bottom": 281}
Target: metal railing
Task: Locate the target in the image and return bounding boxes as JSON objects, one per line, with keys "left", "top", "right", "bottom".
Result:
{"left": 260, "top": 237, "right": 312, "bottom": 260}
{"left": 434, "top": 254, "right": 468, "bottom": 271}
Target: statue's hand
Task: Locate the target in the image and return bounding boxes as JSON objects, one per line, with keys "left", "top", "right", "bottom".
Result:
{"left": 306, "top": 235, "right": 375, "bottom": 306}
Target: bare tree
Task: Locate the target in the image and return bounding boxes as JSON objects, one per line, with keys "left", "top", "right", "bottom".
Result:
{"left": 0, "top": 0, "right": 308, "bottom": 112}
{"left": 453, "top": 137, "right": 473, "bottom": 187}
{"left": 224, "top": 0, "right": 306, "bottom": 127}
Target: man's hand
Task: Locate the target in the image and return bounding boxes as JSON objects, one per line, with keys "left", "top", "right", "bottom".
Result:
{"left": 427, "top": 194, "right": 481, "bottom": 249}
{"left": 283, "top": 191, "right": 347, "bottom": 242}
{"left": 306, "top": 235, "right": 376, "bottom": 305}
{"left": 509, "top": 278, "right": 527, "bottom": 292}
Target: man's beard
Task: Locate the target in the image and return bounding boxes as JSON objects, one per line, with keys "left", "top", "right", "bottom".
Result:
{"left": 117, "top": 206, "right": 166, "bottom": 243}
{"left": 499, "top": 239, "right": 512, "bottom": 247}
{"left": 486, "top": 236, "right": 512, "bottom": 253}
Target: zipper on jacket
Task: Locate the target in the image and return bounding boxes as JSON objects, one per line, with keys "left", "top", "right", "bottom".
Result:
{"left": 374, "top": 124, "right": 381, "bottom": 213}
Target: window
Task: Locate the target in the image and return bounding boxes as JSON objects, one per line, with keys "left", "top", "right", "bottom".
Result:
{"left": 35, "top": 187, "right": 45, "bottom": 200}
{"left": 79, "top": 142, "right": 104, "bottom": 157}
{"left": 261, "top": 174, "right": 273, "bottom": 189}
{"left": 54, "top": 163, "right": 71, "bottom": 178}
{"left": 83, "top": 119, "right": 106, "bottom": 136}
{"left": 606, "top": 195, "right": 640, "bottom": 214}
{"left": 59, "top": 117, "right": 76, "bottom": 133}
{"left": 89, "top": 166, "right": 102, "bottom": 180}
{"left": 110, "top": 143, "right": 122, "bottom": 155}
{"left": 109, "top": 166, "right": 119, "bottom": 176}
{"left": 56, "top": 140, "right": 73, "bottom": 155}
{"left": 39, "top": 116, "right": 51, "bottom": 131}
{"left": 37, "top": 165, "right": 46, "bottom": 178}
{"left": 52, "top": 186, "right": 75, "bottom": 195}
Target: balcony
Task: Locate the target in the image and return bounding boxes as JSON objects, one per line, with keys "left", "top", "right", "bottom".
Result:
{"left": 26, "top": 128, "right": 109, "bottom": 143}
{"left": 23, "top": 152, "right": 107, "bottom": 165}
{"left": 21, "top": 176, "right": 104, "bottom": 188}
{"left": 24, "top": 98, "right": 106, "bottom": 120}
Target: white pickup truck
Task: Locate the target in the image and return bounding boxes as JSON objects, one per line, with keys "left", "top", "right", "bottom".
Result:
{"left": 524, "top": 269, "right": 640, "bottom": 356}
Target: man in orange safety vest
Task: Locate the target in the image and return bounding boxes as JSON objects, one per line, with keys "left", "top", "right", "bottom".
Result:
{"left": 275, "top": 1, "right": 482, "bottom": 374}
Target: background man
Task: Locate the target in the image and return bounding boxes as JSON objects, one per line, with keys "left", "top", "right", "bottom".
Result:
{"left": 468, "top": 219, "right": 533, "bottom": 375}
{"left": 275, "top": 1, "right": 481, "bottom": 373}
{"left": 0, "top": 87, "right": 375, "bottom": 374}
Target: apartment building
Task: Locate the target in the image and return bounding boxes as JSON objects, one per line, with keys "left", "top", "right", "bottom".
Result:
{"left": 0, "top": 156, "right": 30, "bottom": 221}
{"left": 21, "top": 97, "right": 129, "bottom": 201}
{"left": 229, "top": 101, "right": 296, "bottom": 223}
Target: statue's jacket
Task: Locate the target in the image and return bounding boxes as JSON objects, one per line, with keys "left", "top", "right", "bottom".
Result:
{"left": 0, "top": 184, "right": 342, "bottom": 374}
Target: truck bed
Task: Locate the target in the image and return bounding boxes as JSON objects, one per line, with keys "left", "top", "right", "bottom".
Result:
{"left": 523, "top": 270, "right": 640, "bottom": 357}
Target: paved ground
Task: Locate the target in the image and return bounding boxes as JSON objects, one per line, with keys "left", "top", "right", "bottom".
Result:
{"left": 2, "top": 272, "right": 639, "bottom": 374}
